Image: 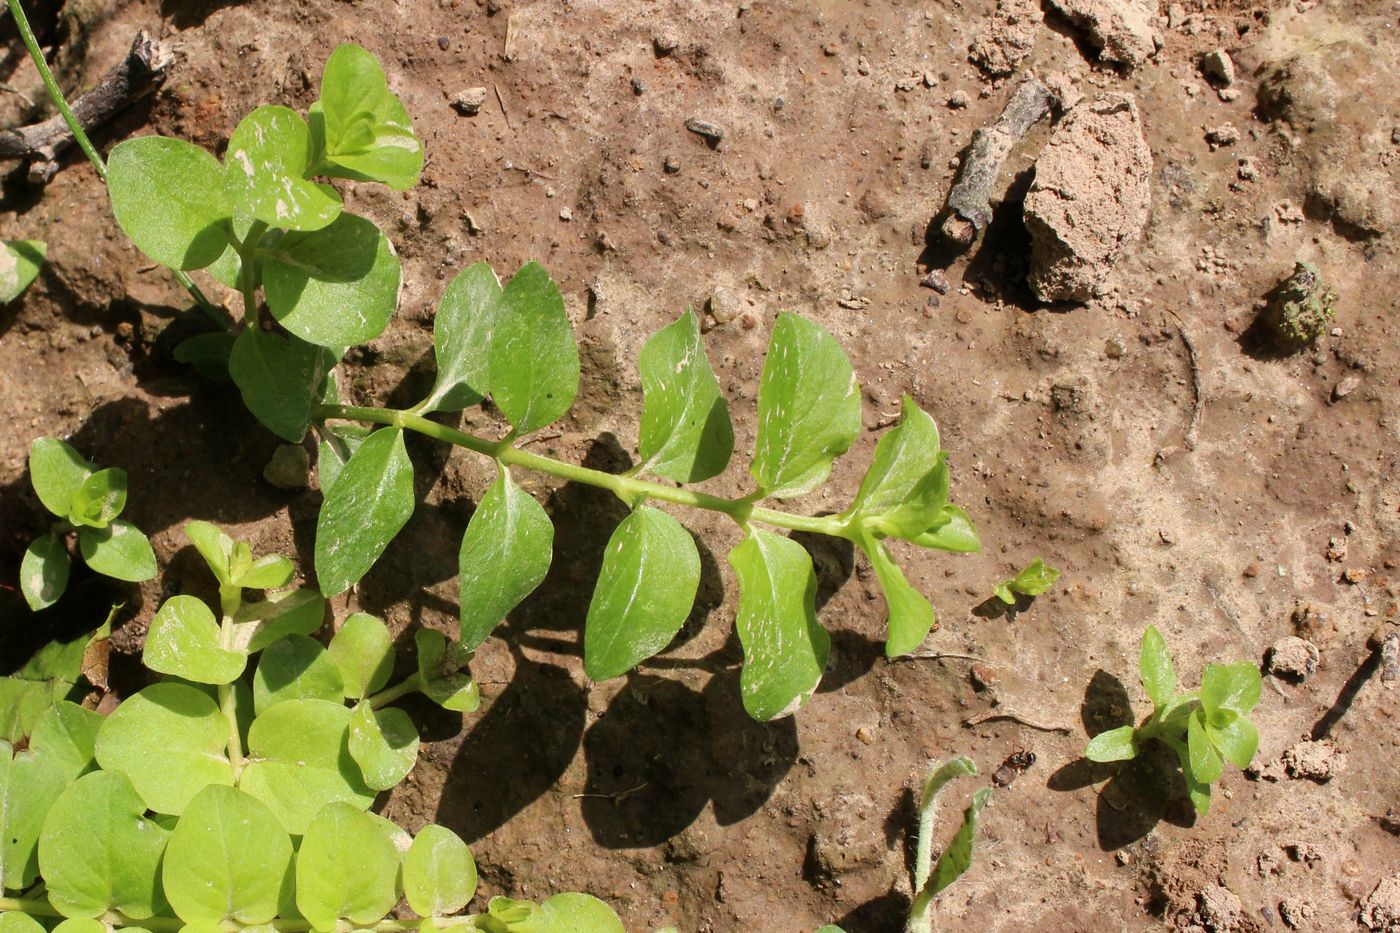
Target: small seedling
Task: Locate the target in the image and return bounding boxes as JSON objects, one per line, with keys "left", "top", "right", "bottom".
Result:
{"left": 991, "top": 557, "right": 1059, "bottom": 605}
{"left": 1085, "top": 625, "right": 1262, "bottom": 815}
{"left": 20, "top": 437, "right": 157, "bottom": 610}
{"left": 0, "top": 239, "right": 44, "bottom": 304}
{"left": 818, "top": 756, "right": 991, "bottom": 933}
{"left": 0, "top": 521, "right": 628, "bottom": 933}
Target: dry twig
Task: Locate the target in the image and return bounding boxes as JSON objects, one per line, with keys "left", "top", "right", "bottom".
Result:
{"left": 964, "top": 709, "right": 1071, "bottom": 733}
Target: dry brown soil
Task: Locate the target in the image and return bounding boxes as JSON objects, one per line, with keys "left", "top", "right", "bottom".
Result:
{"left": 2, "top": 0, "right": 1399, "bottom": 930}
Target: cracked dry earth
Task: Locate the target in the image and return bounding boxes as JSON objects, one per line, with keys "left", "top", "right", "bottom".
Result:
{"left": 2, "top": 0, "right": 1398, "bottom": 930}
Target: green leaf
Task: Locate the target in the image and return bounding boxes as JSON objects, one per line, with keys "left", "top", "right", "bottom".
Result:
{"left": 919, "top": 756, "right": 977, "bottom": 811}
{"left": 108, "top": 137, "right": 231, "bottom": 270}
{"left": 315, "top": 427, "right": 415, "bottom": 596}
{"left": 1180, "top": 751, "right": 1213, "bottom": 816}
{"left": 28, "top": 437, "right": 93, "bottom": 517}
{"left": 850, "top": 396, "right": 940, "bottom": 514}
{"left": 908, "top": 506, "right": 980, "bottom": 551}
{"left": 1186, "top": 710, "right": 1224, "bottom": 784}
{"left": 144, "top": 595, "right": 248, "bottom": 685}
{"left": 858, "top": 535, "right": 935, "bottom": 657}
{"left": 238, "top": 553, "right": 295, "bottom": 590}
{"left": 38, "top": 771, "right": 170, "bottom": 919}
{"left": 925, "top": 786, "right": 991, "bottom": 898}
{"left": 1085, "top": 724, "right": 1138, "bottom": 762}
{"left": 230, "top": 588, "right": 327, "bottom": 653}
{"left": 584, "top": 506, "right": 700, "bottom": 681}
{"left": 415, "top": 630, "right": 480, "bottom": 713}
{"left": 636, "top": 310, "right": 733, "bottom": 482}
{"left": 0, "top": 625, "right": 98, "bottom": 743}
{"left": 1199, "top": 662, "right": 1261, "bottom": 717}
{"left": 94, "top": 683, "right": 234, "bottom": 814}
{"left": 1, "top": 739, "right": 69, "bottom": 889}
{"left": 174, "top": 331, "right": 237, "bottom": 381}
{"left": 262, "top": 212, "right": 401, "bottom": 347}
{"left": 20, "top": 533, "right": 69, "bottom": 610}
{"left": 489, "top": 262, "right": 580, "bottom": 433}
{"left": 0, "top": 913, "right": 47, "bottom": 933}
{"left": 230, "top": 326, "right": 337, "bottom": 444}
{"left": 728, "top": 528, "right": 829, "bottom": 721}
{"left": 328, "top": 613, "right": 395, "bottom": 698}
{"left": 315, "top": 44, "right": 424, "bottom": 190}
{"left": 404, "top": 824, "right": 477, "bottom": 917}
{"left": 77, "top": 519, "right": 157, "bottom": 582}
{"left": 29, "top": 701, "right": 102, "bottom": 778}
{"left": 423, "top": 262, "right": 500, "bottom": 412}
{"left": 253, "top": 634, "right": 345, "bottom": 714}
{"left": 458, "top": 466, "right": 553, "bottom": 650}
{"left": 50, "top": 921, "right": 104, "bottom": 933}
{"left": 348, "top": 701, "right": 419, "bottom": 791}
{"left": 489, "top": 893, "right": 625, "bottom": 933}
{"left": 866, "top": 455, "right": 949, "bottom": 540}
{"left": 0, "top": 239, "right": 46, "bottom": 303}
{"left": 68, "top": 467, "right": 127, "bottom": 528}
{"left": 1139, "top": 626, "right": 1176, "bottom": 712}
{"left": 1208, "top": 716, "right": 1258, "bottom": 770}
{"left": 240, "top": 699, "right": 375, "bottom": 834}
{"left": 996, "top": 558, "right": 1060, "bottom": 601}
{"left": 750, "top": 313, "right": 861, "bottom": 499}
{"left": 318, "top": 426, "right": 368, "bottom": 495}
{"left": 162, "top": 785, "right": 293, "bottom": 926}
{"left": 224, "top": 106, "right": 342, "bottom": 231}
{"left": 185, "top": 520, "right": 235, "bottom": 585}
{"left": 295, "top": 802, "right": 402, "bottom": 931}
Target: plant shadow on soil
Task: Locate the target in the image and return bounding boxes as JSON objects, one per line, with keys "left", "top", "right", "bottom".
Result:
{"left": 1048, "top": 670, "right": 1197, "bottom": 850}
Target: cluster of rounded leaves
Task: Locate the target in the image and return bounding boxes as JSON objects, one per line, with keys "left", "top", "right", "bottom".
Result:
{"left": 1, "top": 524, "right": 626, "bottom": 933}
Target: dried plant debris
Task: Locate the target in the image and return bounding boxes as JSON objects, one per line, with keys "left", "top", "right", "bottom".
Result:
{"left": 1261, "top": 262, "right": 1337, "bottom": 347}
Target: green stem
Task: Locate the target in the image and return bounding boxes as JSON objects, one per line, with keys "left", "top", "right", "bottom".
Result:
{"left": 0, "top": 896, "right": 487, "bottom": 932}
{"left": 367, "top": 673, "right": 421, "bottom": 709}
{"left": 5, "top": 0, "right": 228, "bottom": 330}
{"left": 315, "top": 404, "right": 847, "bottom": 537}
{"left": 217, "top": 593, "right": 245, "bottom": 776}
{"left": 236, "top": 220, "right": 269, "bottom": 325}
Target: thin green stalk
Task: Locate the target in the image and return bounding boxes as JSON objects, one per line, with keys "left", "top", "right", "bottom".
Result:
{"left": 0, "top": 896, "right": 486, "bottom": 932}
{"left": 217, "top": 589, "right": 245, "bottom": 775}
{"left": 368, "top": 673, "right": 421, "bottom": 709}
{"left": 5, "top": 0, "right": 227, "bottom": 330}
{"left": 315, "top": 403, "right": 847, "bottom": 538}
{"left": 236, "top": 219, "right": 269, "bottom": 324}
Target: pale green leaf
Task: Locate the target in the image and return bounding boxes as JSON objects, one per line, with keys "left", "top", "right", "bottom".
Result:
{"left": 1186, "top": 711, "right": 1223, "bottom": 784}
{"left": 108, "top": 137, "right": 231, "bottom": 270}
{"left": 315, "top": 45, "right": 423, "bottom": 190}
{"left": 229, "top": 327, "right": 336, "bottom": 443}
{"left": 909, "top": 504, "right": 981, "bottom": 553}
{"left": 458, "top": 466, "right": 553, "bottom": 650}
{"left": 252, "top": 634, "right": 345, "bottom": 714}
{"left": 239, "top": 699, "right": 375, "bottom": 834}
{"left": 262, "top": 212, "right": 401, "bottom": 347}
{"left": 1199, "top": 662, "right": 1261, "bottom": 717}
{"left": 849, "top": 395, "right": 940, "bottom": 514}
{"left": 224, "top": 106, "right": 341, "bottom": 231}
{"left": 348, "top": 702, "right": 419, "bottom": 791}
{"left": 185, "top": 521, "right": 235, "bottom": 585}
{"left": 78, "top": 520, "right": 156, "bottom": 582}
{"left": 68, "top": 468, "right": 127, "bottom": 528}
{"left": 865, "top": 455, "right": 949, "bottom": 540}
{"left": 414, "top": 630, "right": 480, "bottom": 713}
{"left": 1085, "top": 725, "right": 1138, "bottom": 762}
{"left": 403, "top": 824, "right": 477, "bottom": 917}
{"left": 636, "top": 310, "right": 733, "bottom": 482}
{"left": 38, "top": 771, "right": 170, "bottom": 919}
{"left": 489, "top": 262, "right": 579, "bottom": 433}
{"left": 295, "top": 803, "right": 402, "bottom": 930}
{"left": 29, "top": 701, "right": 102, "bottom": 778}
{"left": 1209, "top": 716, "right": 1258, "bottom": 770}
{"left": 94, "top": 683, "right": 234, "bottom": 815}
{"left": 423, "top": 261, "right": 500, "bottom": 413}
{"left": 925, "top": 786, "right": 991, "bottom": 898}
{"left": 238, "top": 554, "right": 295, "bottom": 590}
{"left": 584, "top": 507, "right": 700, "bottom": 681}
{"left": 230, "top": 588, "right": 327, "bottom": 653}
{"left": 728, "top": 528, "right": 829, "bottom": 721}
{"left": 0, "top": 912, "right": 47, "bottom": 933}
{"left": 1, "top": 739, "right": 68, "bottom": 889}
{"left": 996, "top": 558, "right": 1059, "bottom": 601}
{"left": 859, "top": 535, "right": 935, "bottom": 657}
{"left": 315, "top": 427, "right": 415, "bottom": 596}
{"left": 501, "top": 893, "right": 625, "bottom": 933}
{"left": 0, "top": 240, "right": 46, "bottom": 304}
{"left": 162, "top": 785, "right": 293, "bottom": 926}
{"left": 328, "top": 612, "right": 395, "bottom": 699}
{"left": 28, "top": 437, "right": 93, "bottom": 517}
{"left": 144, "top": 595, "right": 247, "bottom": 685}
{"left": 1139, "top": 626, "right": 1176, "bottom": 711}
{"left": 0, "top": 625, "right": 98, "bottom": 743}
{"left": 750, "top": 313, "right": 861, "bottom": 499}
{"left": 20, "top": 533, "right": 69, "bottom": 610}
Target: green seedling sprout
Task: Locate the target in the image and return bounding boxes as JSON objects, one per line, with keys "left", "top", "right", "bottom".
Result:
{"left": 20, "top": 437, "right": 158, "bottom": 611}
{"left": 992, "top": 557, "right": 1059, "bottom": 605}
{"left": 0, "top": 521, "right": 628, "bottom": 933}
{"left": 1085, "top": 625, "right": 1262, "bottom": 815}
{"left": 8, "top": 7, "right": 986, "bottom": 723}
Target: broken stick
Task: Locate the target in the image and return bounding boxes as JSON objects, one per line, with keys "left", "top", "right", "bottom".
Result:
{"left": 938, "top": 74, "right": 1056, "bottom": 247}
{"left": 0, "top": 30, "right": 172, "bottom": 182}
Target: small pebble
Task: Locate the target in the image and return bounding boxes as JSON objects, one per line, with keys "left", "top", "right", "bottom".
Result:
{"left": 1201, "top": 49, "right": 1235, "bottom": 85}
{"left": 1332, "top": 374, "right": 1361, "bottom": 401}
{"left": 708, "top": 287, "right": 744, "bottom": 324}
{"left": 969, "top": 663, "right": 999, "bottom": 691}
{"left": 653, "top": 32, "right": 678, "bottom": 56}
{"left": 452, "top": 87, "right": 488, "bottom": 115}
{"left": 855, "top": 726, "right": 874, "bottom": 745}
{"left": 856, "top": 56, "right": 870, "bottom": 76}
{"left": 1266, "top": 636, "right": 1319, "bottom": 681}
{"left": 1243, "top": 562, "right": 1260, "bottom": 578}
{"left": 264, "top": 445, "right": 311, "bottom": 490}
{"left": 1205, "top": 123, "right": 1240, "bottom": 149}
{"left": 630, "top": 77, "right": 645, "bottom": 95}
{"left": 559, "top": 207, "right": 572, "bottom": 222}
{"left": 684, "top": 117, "right": 725, "bottom": 145}
{"left": 919, "top": 269, "right": 950, "bottom": 293}
{"left": 437, "top": 36, "right": 451, "bottom": 51}
{"left": 947, "top": 90, "right": 971, "bottom": 109}
{"left": 662, "top": 154, "right": 681, "bottom": 174}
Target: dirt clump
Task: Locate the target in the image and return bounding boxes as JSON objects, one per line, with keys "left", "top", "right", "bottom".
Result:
{"left": 1280, "top": 739, "right": 1346, "bottom": 783}
{"left": 1023, "top": 94, "right": 1152, "bottom": 302}
{"left": 969, "top": 0, "right": 1043, "bottom": 76}
{"left": 1045, "top": 0, "right": 1160, "bottom": 70}
{"left": 1362, "top": 875, "right": 1400, "bottom": 932}
{"left": 1265, "top": 636, "right": 1319, "bottom": 681}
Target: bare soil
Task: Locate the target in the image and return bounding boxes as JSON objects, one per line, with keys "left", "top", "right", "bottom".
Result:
{"left": 3, "top": 1, "right": 1399, "bottom": 930}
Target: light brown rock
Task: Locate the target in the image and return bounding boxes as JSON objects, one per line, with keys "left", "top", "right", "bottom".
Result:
{"left": 969, "top": 0, "right": 1043, "bottom": 76}
{"left": 1045, "top": 0, "right": 1160, "bottom": 70}
{"left": 1023, "top": 95, "right": 1153, "bottom": 303}
{"left": 1361, "top": 875, "right": 1400, "bottom": 933}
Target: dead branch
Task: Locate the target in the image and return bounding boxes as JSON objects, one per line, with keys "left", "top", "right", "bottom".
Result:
{"left": 938, "top": 74, "right": 1056, "bottom": 247}
{"left": 0, "top": 30, "right": 172, "bottom": 182}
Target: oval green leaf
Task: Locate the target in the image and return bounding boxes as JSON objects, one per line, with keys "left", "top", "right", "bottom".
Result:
{"left": 229, "top": 326, "right": 337, "bottom": 443}
{"left": 316, "top": 427, "right": 415, "bottom": 597}
{"left": 224, "top": 106, "right": 341, "bottom": 231}
{"left": 727, "top": 528, "right": 829, "bottom": 720}
{"left": 262, "top": 212, "right": 401, "bottom": 347}
{"left": 636, "top": 310, "right": 733, "bottom": 482}
{"left": 38, "top": 771, "right": 170, "bottom": 919}
{"left": 94, "top": 683, "right": 234, "bottom": 815}
{"left": 423, "top": 261, "right": 500, "bottom": 413}
{"left": 327, "top": 612, "right": 394, "bottom": 699}
{"left": 145, "top": 595, "right": 247, "bottom": 685}
{"left": 403, "top": 823, "right": 476, "bottom": 917}
{"left": 1084, "top": 724, "right": 1138, "bottom": 763}
{"left": 458, "top": 466, "right": 553, "bottom": 649}
{"left": 750, "top": 313, "right": 861, "bottom": 499}
{"left": 162, "top": 785, "right": 293, "bottom": 926}
{"left": 1, "top": 738, "right": 69, "bottom": 890}
{"left": 68, "top": 468, "right": 127, "bottom": 529}
{"left": 295, "top": 802, "right": 402, "bottom": 931}
{"left": 28, "top": 437, "right": 93, "bottom": 517}
{"left": 78, "top": 519, "right": 156, "bottom": 582}
{"left": 347, "top": 701, "right": 419, "bottom": 791}
{"left": 252, "top": 634, "right": 345, "bottom": 714}
{"left": 489, "top": 262, "right": 579, "bottom": 433}
{"left": 108, "top": 137, "right": 232, "bottom": 270}
{"left": 584, "top": 506, "right": 700, "bottom": 681}
{"left": 858, "top": 534, "right": 935, "bottom": 658}
{"left": 20, "top": 533, "right": 69, "bottom": 611}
